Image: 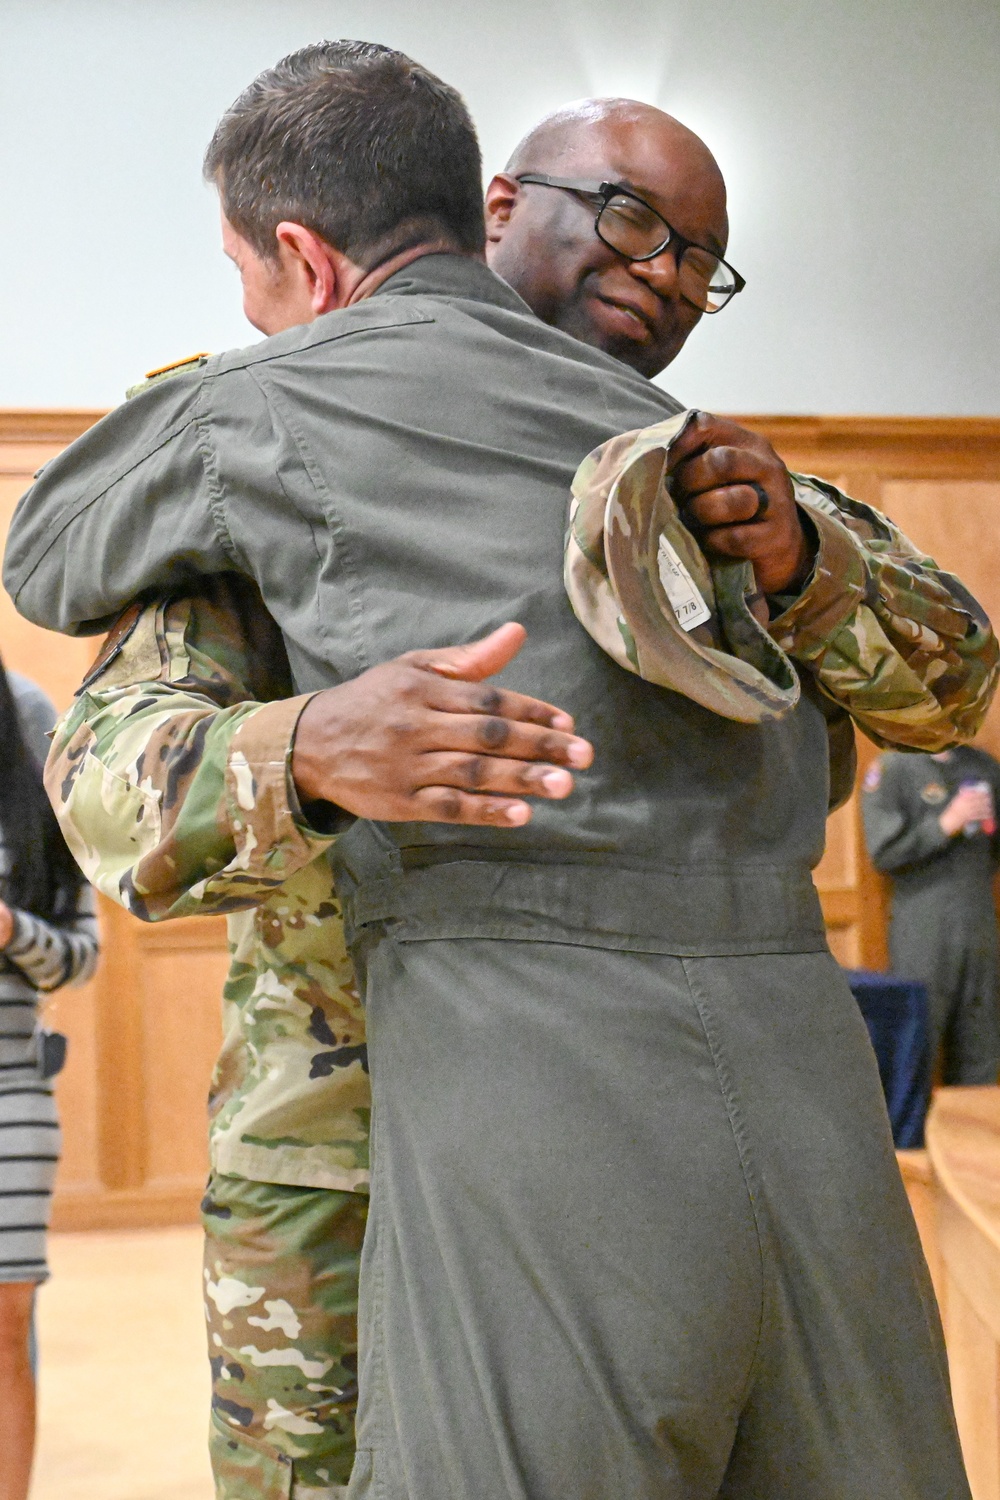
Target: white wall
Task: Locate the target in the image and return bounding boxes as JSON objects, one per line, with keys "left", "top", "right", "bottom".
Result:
{"left": 1, "top": 0, "right": 997, "bottom": 413}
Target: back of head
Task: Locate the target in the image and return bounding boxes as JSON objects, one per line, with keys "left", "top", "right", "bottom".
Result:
{"left": 204, "top": 40, "right": 486, "bottom": 267}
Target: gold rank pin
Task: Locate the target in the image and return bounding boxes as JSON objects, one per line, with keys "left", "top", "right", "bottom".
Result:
{"left": 144, "top": 351, "right": 212, "bottom": 379}
{"left": 125, "top": 352, "right": 211, "bottom": 401}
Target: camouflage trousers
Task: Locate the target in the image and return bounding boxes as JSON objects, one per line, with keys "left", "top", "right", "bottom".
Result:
{"left": 201, "top": 1173, "right": 368, "bottom": 1499}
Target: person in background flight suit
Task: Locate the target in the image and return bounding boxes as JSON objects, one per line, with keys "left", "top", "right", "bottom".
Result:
{"left": 863, "top": 743, "right": 1000, "bottom": 1084}
{"left": 8, "top": 43, "right": 993, "bottom": 1500}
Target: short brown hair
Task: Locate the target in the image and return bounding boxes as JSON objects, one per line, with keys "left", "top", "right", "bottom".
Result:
{"left": 204, "top": 40, "right": 485, "bottom": 265}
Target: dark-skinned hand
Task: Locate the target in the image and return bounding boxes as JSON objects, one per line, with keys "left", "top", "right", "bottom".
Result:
{"left": 667, "top": 412, "right": 815, "bottom": 596}
{"left": 291, "top": 623, "right": 593, "bottom": 827}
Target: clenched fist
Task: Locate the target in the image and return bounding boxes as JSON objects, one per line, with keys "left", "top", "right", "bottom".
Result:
{"left": 667, "top": 412, "right": 815, "bottom": 596}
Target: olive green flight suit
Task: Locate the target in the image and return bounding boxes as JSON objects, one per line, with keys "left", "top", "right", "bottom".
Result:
{"left": 6, "top": 254, "right": 972, "bottom": 1498}
{"left": 863, "top": 745, "right": 1000, "bottom": 1084}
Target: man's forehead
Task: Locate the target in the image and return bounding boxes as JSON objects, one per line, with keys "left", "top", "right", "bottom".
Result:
{"left": 557, "top": 119, "right": 706, "bottom": 186}
{"left": 545, "top": 113, "right": 728, "bottom": 247}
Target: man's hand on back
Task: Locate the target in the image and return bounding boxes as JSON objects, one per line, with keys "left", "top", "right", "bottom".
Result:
{"left": 667, "top": 412, "right": 815, "bottom": 596}
{"left": 291, "top": 623, "right": 594, "bottom": 828}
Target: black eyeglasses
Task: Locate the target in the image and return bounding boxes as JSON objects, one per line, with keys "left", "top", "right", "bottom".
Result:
{"left": 515, "top": 173, "right": 745, "bottom": 314}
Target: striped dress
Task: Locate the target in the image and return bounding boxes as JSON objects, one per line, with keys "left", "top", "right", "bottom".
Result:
{"left": 0, "top": 673, "right": 98, "bottom": 1283}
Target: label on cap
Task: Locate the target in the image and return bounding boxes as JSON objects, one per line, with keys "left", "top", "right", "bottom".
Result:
{"left": 656, "top": 536, "right": 712, "bottom": 632}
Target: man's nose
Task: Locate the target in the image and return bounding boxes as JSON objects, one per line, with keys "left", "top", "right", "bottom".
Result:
{"left": 628, "top": 249, "right": 681, "bottom": 297}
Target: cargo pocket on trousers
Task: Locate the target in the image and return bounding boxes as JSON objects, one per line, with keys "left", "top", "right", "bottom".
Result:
{"left": 209, "top": 1414, "right": 293, "bottom": 1500}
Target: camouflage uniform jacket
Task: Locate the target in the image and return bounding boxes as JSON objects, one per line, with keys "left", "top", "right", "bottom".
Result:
{"left": 50, "top": 578, "right": 368, "bottom": 1191}
{"left": 45, "top": 474, "right": 997, "bottom": 1192}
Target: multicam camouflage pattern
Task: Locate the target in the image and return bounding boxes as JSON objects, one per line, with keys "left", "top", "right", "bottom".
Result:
{"left": 203, "top": 1172, "right": 366, "bottom": 1497}
{"left": 45, "top": 577, "right": 369, "bottom": 1192}
{"left": 570, "top": 423, "right": 999, "bottom": 751}
{"left": 567, "top": 414, "right": 801, "bottom": 723}
{"left": 778, "top": 472, "right": 999, "bottom": 749}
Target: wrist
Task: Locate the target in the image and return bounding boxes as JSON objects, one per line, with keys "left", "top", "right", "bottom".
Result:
{"left": 769, "top": 512, "right": 818, "bottom": 597}
{"left": 290, "top": 691, "right": 340, "bottom": 807}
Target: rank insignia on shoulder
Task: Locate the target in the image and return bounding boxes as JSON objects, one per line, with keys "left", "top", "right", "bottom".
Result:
{"left": 862, "top": 762, "right": 882, "bottom": 792}
{"left": 126, "top": 352, "right": 211, "bottom": 400}
{"left": 144, "top": 351, "right": 212, "bottom": 380}
{"left": 920, "top": 781, "right": 948, "bottom": 805}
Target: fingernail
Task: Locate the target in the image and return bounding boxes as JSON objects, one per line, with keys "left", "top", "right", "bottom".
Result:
{"left": 542, "top": 768, "right": 573, "bottom": 796}
{"left": 505, "top": 802, "right": 531, "bottom": 825}
{"left": 565, "top": 739, "right": 591, "bottom": 768}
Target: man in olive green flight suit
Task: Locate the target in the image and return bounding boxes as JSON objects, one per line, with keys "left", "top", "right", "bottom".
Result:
{"left": 9, "top": 40, "right": 991, "bottom": 1500}
{"left": 863, "top": 744, "right": 1000, "bottom": 1084}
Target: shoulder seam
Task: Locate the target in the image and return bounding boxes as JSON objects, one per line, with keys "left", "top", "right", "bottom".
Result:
{"left": 211, "top": 306, "right": 435, "bottom": 379}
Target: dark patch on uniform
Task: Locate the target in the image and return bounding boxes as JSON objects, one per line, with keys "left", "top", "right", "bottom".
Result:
{"left": 863, "top": 573, "right": 882, "bottom": 611}
{"left": 200, "top": 1191, "right": 233, "bottom": 1218}
{"left": 118, "top": 872, "right": 152, "bottom": 923}
{"left": 59, "top": 739, "right": 89, "bottom": 804}
{"left": 209, "top": 1355, "right": 226, "bottom": 1381}
{"left": 315, "top": 901, "right": 340, "bottom": 920}
{"left": 160, "top": 716, "right": 213, "bottom": 810}
{"left": 309, "top": 1043, "right": 369, "bottom": 1079}
{"left": 126, "top": 696, "right": 162, "bottom": 719}
{"left": 307, "top": 1007, "right": 339, "bottom": 1046}
{"left": 226, "top": 1362, "right": 245, "bottom": 1381}
{"left": 212, "top": 1394, "right": 254, "bottom": 1426}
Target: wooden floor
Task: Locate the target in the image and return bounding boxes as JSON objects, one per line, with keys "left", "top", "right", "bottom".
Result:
{"left": 33, "top": 1226, "right": 214, "bottom": 1500}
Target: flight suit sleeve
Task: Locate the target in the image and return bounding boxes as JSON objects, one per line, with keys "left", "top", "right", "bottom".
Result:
{"left": 3, "top": 362, "right": 234, "bottom": 634}
{"left": 45, "top": 577, "right": 339, "bottom": 922}
{"left": 768, "top": 476, "right": 999, "bottom": 751}
{"left": 861, "top": 755, "right": 952, "bottom": 873}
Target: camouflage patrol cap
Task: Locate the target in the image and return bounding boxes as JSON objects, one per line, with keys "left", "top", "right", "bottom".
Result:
{"left": 565, "top": 411, "right": 800, "bottom": 723}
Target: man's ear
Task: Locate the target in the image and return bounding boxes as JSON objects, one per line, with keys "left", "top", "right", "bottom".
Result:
{"left": 274, "top": 222, "right": 357, "bottom": 315}
{"left": 484, "top": 173, "right": 521, "bottom": 245}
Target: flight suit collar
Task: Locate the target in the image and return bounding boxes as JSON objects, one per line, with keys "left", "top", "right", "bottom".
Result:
{"left": 373, "top": 251, "right": 535, "bottom": 317}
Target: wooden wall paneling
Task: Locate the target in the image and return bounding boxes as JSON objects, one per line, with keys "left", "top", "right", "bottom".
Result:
{"left": 1, "top": 413, "right": 227, "bottom": 1229}
{"left": 814, "top": 799, "right": 860, "bottom": 967}
{"left": 737, "top": 419, "right": 1000, "bottom": 974}
{"left": 136, "top": 919, "right": 227, "bottom": 1190}
{"left": 878, "top": 482, "right": 1000, "bottom": 761}
{"left": 93, "top": 897, "right": 148, "bottom": 1191}
{"left": 37, "top": 976, "right": 103, "bottom": 1211}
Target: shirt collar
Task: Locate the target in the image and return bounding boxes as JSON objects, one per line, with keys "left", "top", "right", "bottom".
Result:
{"left": 374, "top": 251, "right": 535, "bottom": 317}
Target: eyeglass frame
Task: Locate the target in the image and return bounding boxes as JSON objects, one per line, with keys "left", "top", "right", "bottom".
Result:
{"left": 514, "top": 173, "right": 746, "bottom": 312}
